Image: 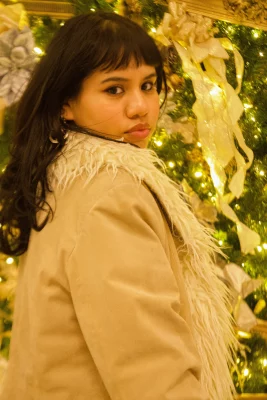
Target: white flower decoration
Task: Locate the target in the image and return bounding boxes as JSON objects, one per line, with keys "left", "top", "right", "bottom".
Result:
{"left": 0, "top": 27, "right": 36, "bottom": 105}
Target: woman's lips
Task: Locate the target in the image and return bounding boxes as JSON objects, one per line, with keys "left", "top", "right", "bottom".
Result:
{"left": 125, "top": 129, "right": 150, "bottom": 139}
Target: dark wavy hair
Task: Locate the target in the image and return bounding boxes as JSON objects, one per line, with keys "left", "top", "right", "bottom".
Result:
{"left": 0, "top": 11, "right": 167, "bottom": 256}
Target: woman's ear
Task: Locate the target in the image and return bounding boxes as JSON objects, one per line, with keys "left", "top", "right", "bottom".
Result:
{"left": 61, "top": 102, "right": 74, "bottom": 120}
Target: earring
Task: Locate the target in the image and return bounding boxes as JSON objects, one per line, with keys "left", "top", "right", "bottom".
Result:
{"left": 49, "top": 133, "right": 59, "bottom": 144}
{"left": 49, "top": 116, "right": 69, "bottom": 144}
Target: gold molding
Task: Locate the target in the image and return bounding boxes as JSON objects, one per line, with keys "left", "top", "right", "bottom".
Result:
{"left": 2, "top": 1, "right": 74, "bottom": 19}
{"left": 181, "top": 0, "right": 267, "bottom": 31}
{"left": 236, "top": 395, "right": 267, "bottom": 400}
{"left": 2, "top": 1, "right": 267, "bottom": 30}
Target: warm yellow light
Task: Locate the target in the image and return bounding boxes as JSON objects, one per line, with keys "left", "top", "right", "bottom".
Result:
{"left": 219, "top": 240, "right": 223, "bottom": 246}
{"left": 197, "top": 142, "right": 202, "bottom": 147}
{"left": 257, "top": 246, "right": 262, "bottom": 252}
{"left": 259, "top": 170, "right": 265, "bottom": 176}
{"left": 210, "top": 86, "right": 222, "bottom": 97}
{"left": 60, "top": 22, "right": 64, "bottom": 26}
{"left": 251, "top": 116, "right": 256, "bottom": 121}
{"left": 263, "top": 243, "right": 267, "bottom": 250}
{"left": 253, "top": 31, "right": 259, "bottom": 38}
{"left": 237, "top": 358, "right": 240, "bottom": 363}
{"left": 238, "top": 330, "right": 251, "bottom": 339}
{"left": 154, "top": 140, "right": 162, "bottom": 147}
{"left": 34, "top": 47, "right": 43, "bottom": 55}
{"left": 151, "top": 27, "right": 156, "bottom": 33}
{"left": 259, "top": 52, "right": 264, "bottom": 57}
{"left": 90, "top": 8, "right": 95, "bottom": 11}
{"left": 194, "top": 171, "right": 202, "bottom": 178}
{"left": 263, "top": 359, "right": 267, "bottom": 367}
{"left": 254, "top": 135, "right": 258, "bottom": 139}
{"left": 168, "top": 162, "right": 175, "bottom": 168}
{"left": 244, "top": 103, "right": 253, "bottom": 109}
{"left": 201, "top": 183, "right": 206, "bottom": 188}
{"left": 6, "top": 257, "right": 14, "bottom": 265}
{"left": 243, "top": 368, "right": 249, "bottom": 376}
{"left": 242, "top": 263, "right": 245, "bottom": 267}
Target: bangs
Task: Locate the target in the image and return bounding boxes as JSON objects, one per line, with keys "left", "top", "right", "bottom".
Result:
{"left": 91, "top": 19, "right": 162, "bottom": 72}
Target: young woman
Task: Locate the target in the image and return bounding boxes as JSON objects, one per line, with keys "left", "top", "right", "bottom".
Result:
{"left": 0, "top": 11, "right": 236, "bottom": 400}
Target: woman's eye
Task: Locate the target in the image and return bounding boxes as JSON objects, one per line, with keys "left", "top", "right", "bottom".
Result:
{"left": 106, "top": 86, "right": 123, "bottom": 95}
{"left": 142, "top": 81, "right": 157, "bottom": 91}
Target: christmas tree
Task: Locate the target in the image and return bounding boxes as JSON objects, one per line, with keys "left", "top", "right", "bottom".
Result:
{"left": 0, "top": 0, "right": 266, "bottom": 396}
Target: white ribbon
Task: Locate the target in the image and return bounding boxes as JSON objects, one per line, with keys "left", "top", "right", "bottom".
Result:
{"left": 155, "top": 1, "right": 261, "bottom": 254}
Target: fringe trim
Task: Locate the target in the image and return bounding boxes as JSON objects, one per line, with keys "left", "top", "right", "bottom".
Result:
{"left": 49, "top": 132, "right": 238, "bottom": 400}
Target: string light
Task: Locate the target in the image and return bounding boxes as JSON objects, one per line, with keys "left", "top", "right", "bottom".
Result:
{"left": 259, "top": 170, "right": 265, "bottom": 176}
{"left": 201, "top": 183, "right": 206, "bottom": 188}
{"left": 254, "top": 135, "right": 258, "bottom": 139}
{"left": 244, "top": 103, "right": 253, "bottom": 109}
{"left": 34, "top": 47, "right": 43, "bottom": 55}
{"left": 151, "top": 27, "right": 156, "bottom": 33}
{"left": 251, "top": 116, "right": 256, "bottom": 122}
{"left": 259, "top": 52, "right": 264, "bottom": 57}
{"left": 197, "top": 142, "right": 202, "bottom": 147}
{"left": 219, "top": 240, "right": 223, "bottom": 246}
{"left": 242, "top": 263, "right": 245, "bottom": 267}
{"left": 194, "top": 171, "right": 202, "bottom": 178}
{"left": 6, "top": 258, "right": 14, "bottom": 265}
{"left": 154, "top": 140, "right": 163, "bottom": 147}
{"left": 263, "top": 243, "right": 267, "bottom": 250}
{"left": 60, "top": 22, "right": 64, "bottom": 26}
{"left": 168, "top": 162, "right": 175, "bottom": 168}
{"left": 90, "top": 8, "right": 95, "bottom": 11}
{"left": 243, "top": 368, "right": 249, "bottom": 376}
{"left": 238, "top": 331, "right": 251, "bottom": 339}
{"left": 257, "top": 246, "right": 262, "bottom": 252}
{"left": 252, "top": 30, "right": 260, "bottom": 38}
{"left": 263, "top": 359, "right": 267, "bottom": 367}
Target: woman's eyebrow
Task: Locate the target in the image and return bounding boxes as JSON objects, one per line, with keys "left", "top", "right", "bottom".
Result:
{"left": 100, "top": 73, "right": 157, "bottom": 84}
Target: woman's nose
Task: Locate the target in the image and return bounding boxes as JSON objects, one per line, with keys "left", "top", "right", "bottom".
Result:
{"left": 126, "top": 91, "right": 148, "bottom": 119}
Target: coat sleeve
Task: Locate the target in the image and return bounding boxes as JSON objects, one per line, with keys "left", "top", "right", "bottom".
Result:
{"left": 66, "top": 181, "right": 209, "bottom": 400}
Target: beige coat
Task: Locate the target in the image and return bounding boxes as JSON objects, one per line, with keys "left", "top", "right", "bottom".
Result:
{"left": 0, "top": 133, "right": 236, "bottom": 400}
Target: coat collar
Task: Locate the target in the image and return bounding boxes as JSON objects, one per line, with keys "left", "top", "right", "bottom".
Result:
{"left": 49, "top": 132, "right": 237, "bottom": 400}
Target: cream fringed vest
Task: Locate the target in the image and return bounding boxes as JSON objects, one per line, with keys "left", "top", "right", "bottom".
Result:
{"left": 49, "top": 131, "right": 238, "bottom": 400}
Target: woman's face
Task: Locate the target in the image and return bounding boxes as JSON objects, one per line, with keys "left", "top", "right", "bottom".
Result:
{"left": 62, "top": 60, "right": 160, "bottom": 148}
